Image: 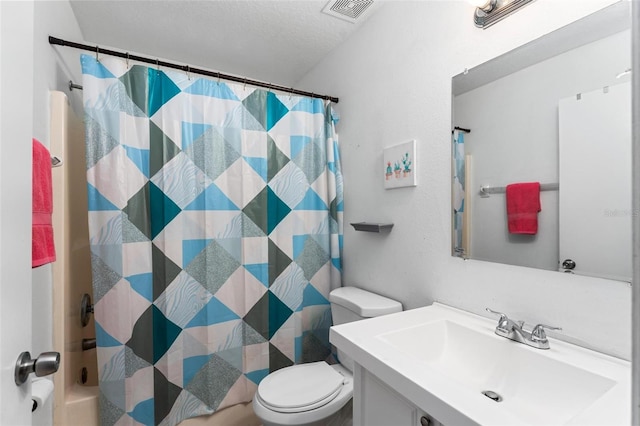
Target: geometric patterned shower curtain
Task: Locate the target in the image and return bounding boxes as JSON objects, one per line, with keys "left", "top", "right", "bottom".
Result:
{"left": 452, "top": 129, "right": 465, "bottom": 256}
{"left": 81, "top": 54, "right": 343, "bottom": 426}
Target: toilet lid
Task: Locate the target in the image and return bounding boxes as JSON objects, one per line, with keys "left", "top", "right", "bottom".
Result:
{"left": 257, "top": 362, "right": 345, "bottom": 413}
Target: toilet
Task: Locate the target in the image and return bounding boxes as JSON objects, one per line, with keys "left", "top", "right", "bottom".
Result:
{"left": 252, "top": 286, "right": 403, "bottom": 426}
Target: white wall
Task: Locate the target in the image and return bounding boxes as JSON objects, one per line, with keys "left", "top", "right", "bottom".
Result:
{"left": 298, "top": 0, "right": 631, "bottom": 360}
{"left": 31, "top": 1, "right": 84, "bottom": 424}
{"left": 455, "top": 30, "right": 630, "bottom": 271}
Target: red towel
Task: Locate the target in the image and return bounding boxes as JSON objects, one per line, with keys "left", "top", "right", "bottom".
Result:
{"left": 32, "top": 138, "right": 56, "bottom": 267}
{"left": 506, "top": 182, "right": 541, "bottom": 235}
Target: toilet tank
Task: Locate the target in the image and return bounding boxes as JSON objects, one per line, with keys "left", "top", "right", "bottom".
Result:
{"left": 329, "top": 287, "right": 402, "bottom": 372}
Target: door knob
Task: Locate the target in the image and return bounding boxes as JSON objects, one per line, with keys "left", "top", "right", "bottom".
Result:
{"left": 562, "top": 259, "right": 576, "bottom": 270}
{"left": 15, "top": 351, "right": 60, "bottom": 386}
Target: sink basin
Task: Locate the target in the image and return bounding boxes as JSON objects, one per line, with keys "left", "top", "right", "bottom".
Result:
{"left": 330, "top": 302, "right": 630, "bottom": 425}
{"left": 378, "top": 320, "right": 616, "bottom": 425}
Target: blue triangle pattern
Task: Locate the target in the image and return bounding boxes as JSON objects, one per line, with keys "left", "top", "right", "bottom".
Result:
{"left": 290, "top": 136, "right": 312, "bottom": 160}
{"left": 292, "top": 235, "right": 307, "bottom": 259}
{"left": 332, "top": 257, "right": 342, "bottom": 273}
{"left": 96, "top": 322, "right": 123, "bottom": 347}
{"left": 183, "top": 355, "right": 211, "bottom": 387}
{"left": 244, "top": 156, "right": 268, "bottom": 182}
{"left": 128, "top": 398, "right": 154, "bottom": 425}
{"left": 127, "top": 273, "right": 153, "bottom": 302}
{"left": 123, "top": 145, "right": 150, "bottom": 178}
{"left": 245, "top": 369, "right": 270, "bottom": 385}
{"left": 302, "top": 284, "right": 330, "bottom": 308}
{"left": 294, "top": 189, "right": 328, "bottom": 211}
{"left": 87, "top": 183, "right": 119, "bottom": 211}
{"left": 185, "top": 297, "right": 240, "bottom": 328}
{"left": 291, "top": 97, "right": 324, "bottom": 114}
{"left": 181, "top": 122, "right": 212, "bottom": 150}
{"left": 245, "top": 264, "right": 269, "bottom": 287}
{"left": 336, "top": 200, "right": 344, "bottom": 212}
{"left": 80, "top": 54, "right": 116, "bottom": 79}
{"left": 184, "top": 79, "right": 240, "bottom": 100}
{"left": 183, "top": 239, "right": 212, "bottom": 268}
{"left": 184, "top": 184, "right": 239, "bottom": 211}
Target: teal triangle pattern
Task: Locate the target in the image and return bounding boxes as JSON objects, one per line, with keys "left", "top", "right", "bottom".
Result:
{"left": 83, "top": 54, "right": 343, "bottom": 426}
{"left": 148, "top": 68, "right": 181, "bottom": 117}
{"left": 266, "top": 91, "right": 289, "bottom": 131}
{"left": 128, "top": 399, "right": 154, "bottom": 426}
{"left": 149, "top": 182, "right": 182, "bottom": 239}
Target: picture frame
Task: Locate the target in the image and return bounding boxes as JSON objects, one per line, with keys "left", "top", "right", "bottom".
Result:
{"left": 383, "top": 139, "right": 417, "bottom": 189}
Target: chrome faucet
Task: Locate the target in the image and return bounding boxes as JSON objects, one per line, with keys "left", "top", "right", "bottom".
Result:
{"left": 486, "top": 308, "right": 561, "bottom": 350}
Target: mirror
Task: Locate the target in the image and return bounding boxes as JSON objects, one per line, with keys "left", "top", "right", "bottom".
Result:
{"left": 451, "top": 1, "right": 632, "bottom": 282}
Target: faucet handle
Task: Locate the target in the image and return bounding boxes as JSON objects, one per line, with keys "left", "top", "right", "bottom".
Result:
{"left": 531, "top": 324, "right": 562, "bottom": 342}
{"left": 485, "top": 308, "right": 508, "bottom": 323}
{"left": 486, "top": 308, "right": 513, "bottom": 331}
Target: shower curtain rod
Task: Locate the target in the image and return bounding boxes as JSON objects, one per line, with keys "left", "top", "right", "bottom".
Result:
{"left": 48, "top": 36, "right": 339, "bottom": 103}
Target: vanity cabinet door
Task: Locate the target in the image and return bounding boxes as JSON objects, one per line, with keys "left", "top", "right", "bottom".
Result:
{"left": 354, "top": 365, "right": 440, "bottom": 426}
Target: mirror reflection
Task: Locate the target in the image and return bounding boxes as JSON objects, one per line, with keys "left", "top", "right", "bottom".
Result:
{"left": 451, "top": 2, "right": 631, "bottom": 282}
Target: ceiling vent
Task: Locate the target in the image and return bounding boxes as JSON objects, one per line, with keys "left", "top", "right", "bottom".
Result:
{"left": 322, "top": 0, "right": 374, "bottom": 23}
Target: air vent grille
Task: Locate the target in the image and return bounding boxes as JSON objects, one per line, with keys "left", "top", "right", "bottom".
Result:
{"left": 323, "top": 0, "right": 374, "bottom": 23}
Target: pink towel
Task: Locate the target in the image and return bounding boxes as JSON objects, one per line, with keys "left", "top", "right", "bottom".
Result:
{"left": 506, "top": 182, "right": 541, "bottom": 235}
{"left": 32, "top": 138, "right": 56, "bottom": 267}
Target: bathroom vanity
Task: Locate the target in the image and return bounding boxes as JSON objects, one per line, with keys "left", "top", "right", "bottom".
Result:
{"left": 330, "top": 303, "right": 630, "bottom": 426}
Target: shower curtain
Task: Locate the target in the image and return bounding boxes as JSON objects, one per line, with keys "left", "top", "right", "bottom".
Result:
{"left": 81, "top": 54, "right": 343, "bottom": 426}
{"left": 452, "top": 129, "right": 465, "bottom": 255}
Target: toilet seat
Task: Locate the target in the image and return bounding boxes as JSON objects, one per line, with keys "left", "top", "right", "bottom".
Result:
{"left": 256, "top": 362, "right": 345, "bottom": 413}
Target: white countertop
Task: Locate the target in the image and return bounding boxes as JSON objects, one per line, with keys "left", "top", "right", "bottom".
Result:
{"left": 330, "top": 302, "right": 630, "bottom": 426}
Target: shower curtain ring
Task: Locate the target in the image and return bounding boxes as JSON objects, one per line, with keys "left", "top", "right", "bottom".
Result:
{"left": 95, "top": 46, "right": 100, "bottom": 62}
{"left": 289, "top": 88, "right": 294, "bottom": 100}
{"left": 217, "top": 72, "right": 221, "bottom": 83}
{"left": 243, "top": 78, "right": 247, "bottom": 91}
{"left": 125, "top": 52, "right": 130, "bottom": 69}
{"left": 156, "top": 59, "right": 160, "bottom": 72}
{"left": 186, "top": 65, "right": 191, "bottom": 80}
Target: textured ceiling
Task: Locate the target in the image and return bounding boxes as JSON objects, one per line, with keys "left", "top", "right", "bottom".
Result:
{"left": 69, "top": 1, "right": 383, "bottom": 87}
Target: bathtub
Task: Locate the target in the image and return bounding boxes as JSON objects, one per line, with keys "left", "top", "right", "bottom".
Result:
{"left": 51, "top": 91, "right": 99, "bottom": 426}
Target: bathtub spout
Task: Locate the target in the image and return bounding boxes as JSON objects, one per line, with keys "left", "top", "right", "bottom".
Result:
{"left": 82, "top": 338, "right": 96, "bottom": 351}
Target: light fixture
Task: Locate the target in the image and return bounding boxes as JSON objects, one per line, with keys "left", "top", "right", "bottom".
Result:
{"left": 472, "top": 0, "right": 535, "bottom": 29}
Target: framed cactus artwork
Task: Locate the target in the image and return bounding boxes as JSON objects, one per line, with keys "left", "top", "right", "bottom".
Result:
{"left": 383, "top": 139, "right": 417, "bottom": 189}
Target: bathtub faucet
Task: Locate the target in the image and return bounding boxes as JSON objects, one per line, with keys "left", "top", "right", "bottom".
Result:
{"left": 82, "top": 338, "right": 96, "bottom": 351}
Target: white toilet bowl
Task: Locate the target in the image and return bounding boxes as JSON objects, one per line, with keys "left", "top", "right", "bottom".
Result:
{"left": 252, "top": 362, "right": 353, "bottom": 426}
{"left": 252, "top": 287, "right": 402, "bottom": 426}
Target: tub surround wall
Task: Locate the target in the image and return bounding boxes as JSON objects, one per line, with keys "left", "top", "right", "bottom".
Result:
{"left": 297, "top": 0, "right": 630, "bottom": 360}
